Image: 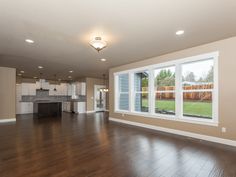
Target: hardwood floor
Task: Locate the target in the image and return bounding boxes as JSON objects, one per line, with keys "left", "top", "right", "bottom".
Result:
{"left": 0, "top": 112, "right": 236, "bottom": 177}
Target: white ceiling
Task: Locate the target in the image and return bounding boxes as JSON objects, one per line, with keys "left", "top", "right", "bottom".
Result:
{"left": 0, "top": 0, "right": 236, "bottom": 80}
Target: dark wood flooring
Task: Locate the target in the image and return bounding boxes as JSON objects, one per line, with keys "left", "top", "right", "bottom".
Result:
{"left": 0, "top": 112, "right": 236, "bottom": 177}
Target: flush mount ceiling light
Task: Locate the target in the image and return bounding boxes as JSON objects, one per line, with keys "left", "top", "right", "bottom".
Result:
{"left": 20, "top": 70, "right": 25, "bottom": 73}
{"left": 25, "top": 39, "right": 34, "bottom": 44}
{"left": 38, "top": 66, "right": 43, "bottom": 69}
{"left": 69, "top": 70, "right": 73, "bottom": 73}
{"left": 176, "top": 30, "right": 185, "bottom": 36}
{"left": 100, "top": 58, "right": 106, "bottom": 62}
{"left": 18, "top": 73, "right": 22, "bottom": 76}
{"left": 89, "top": 37, "right": 107, "bottom": 52}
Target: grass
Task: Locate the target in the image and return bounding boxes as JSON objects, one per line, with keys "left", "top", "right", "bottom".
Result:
{"left": 142, "top": 99, "right": 212, "bottom": 118}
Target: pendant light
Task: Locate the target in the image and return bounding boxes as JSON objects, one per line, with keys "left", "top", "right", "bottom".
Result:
{"left": 39, "top": 73, "right": 43, "bottom": 90}
{"left": 100, "top": 74, "right": 109, "bottom": 92}
{"left": 53, "top": 74, "right": 57, "bottom": 91}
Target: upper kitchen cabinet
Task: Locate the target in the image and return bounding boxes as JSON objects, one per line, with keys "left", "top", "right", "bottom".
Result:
{"left": 49, "top": 84, "right": 57, "bottom": 95}
{"left": 67, "top": 83, "right": 73, "bottom": 96}
{"left": 21, "top": 83, "right": 36, "bottom": 95}
{"left": 36, "top": 80, "right": 50, "bottom": 90}
{"left": 76, "top": 82, "right": 86, "bottom": 96}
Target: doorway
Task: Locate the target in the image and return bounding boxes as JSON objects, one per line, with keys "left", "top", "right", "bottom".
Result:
{"left": 94, "top": 85, "right": 106, "bottom": 112}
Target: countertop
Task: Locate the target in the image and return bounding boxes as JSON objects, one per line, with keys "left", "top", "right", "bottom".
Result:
{"left": 20, "top": 100, "right": 86, "bottom": 103}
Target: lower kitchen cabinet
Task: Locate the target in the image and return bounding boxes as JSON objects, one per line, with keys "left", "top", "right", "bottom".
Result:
{"left": 72, "top": 102, "right": 86, "bottom": 114}
{"left": 63, "top": 102, "right": 71, "bottom": 112}
{"left": 17, "top": 102, "right": 33, "bottom": 114}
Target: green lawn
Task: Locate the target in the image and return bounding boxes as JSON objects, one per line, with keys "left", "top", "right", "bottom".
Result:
{"left": 142, "top": 99, "right": 212, "bottom": 118}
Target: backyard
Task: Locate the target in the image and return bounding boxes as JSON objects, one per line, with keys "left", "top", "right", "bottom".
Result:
{"left": 142, "top": 99, "right": 212, "bottom": 118}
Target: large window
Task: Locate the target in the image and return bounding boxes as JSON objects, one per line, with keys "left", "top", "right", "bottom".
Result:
{"left": 154, "top": 66, "right": 175, "bottom": 116}
{"left": 114, "top": 52, "right": 218, "bottom": 125}
{"left": 181, "top": 59, "right": 214, "bottom": 119}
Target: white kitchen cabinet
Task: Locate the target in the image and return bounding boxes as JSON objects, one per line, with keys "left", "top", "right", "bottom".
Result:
{"left": 21, "top": 83, "right": 36, "bottom": 95}
{"left": 42, "top": 81, "right": 50, "bottom": 90}
{"left": 36, "top": 80, "right": 50, "bottom": 90}
{"left": 76, "top": 82, "right": 86, "bottom": 96}
{"left": 17, "top": 102, "right": 33, "bottom": 114}
{"left": 61, "top": 83, "right": 68, "bottom": 95}
{"left": 67, "top": 84, "right": 73, "bottom": 96}
{"left": 73, "top": 102, "right": 86, "bottom": 113}
{"left": 63, "top": 102, "right": 71, "bottom": 112}
{"left": 49, "top": 84, "right": 57, "bottom": 95}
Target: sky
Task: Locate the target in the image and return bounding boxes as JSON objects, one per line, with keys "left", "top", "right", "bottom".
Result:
{"left": 154, "top": 59, "right": 213, "bottom": 80}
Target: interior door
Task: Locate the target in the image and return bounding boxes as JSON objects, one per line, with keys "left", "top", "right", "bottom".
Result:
{"left": 94, "top": 85, "right": 106, "bottom": 112}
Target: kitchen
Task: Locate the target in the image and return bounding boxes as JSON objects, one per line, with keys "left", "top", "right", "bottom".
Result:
{"left": 16, "top": 79, "right": 86, "bottom": 117}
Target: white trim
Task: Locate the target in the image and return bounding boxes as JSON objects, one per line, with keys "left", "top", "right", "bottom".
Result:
{"left": 86, "top": 110, "right": 96, "bottom": 113}
{"left": 0, "top": 118, "right": 16, "bottom": 123}
{"left": 109, "top": 117, "right": 236, "bottom": 147}
{"left": 114, "top": 111, "right": 218, "bottom": 126}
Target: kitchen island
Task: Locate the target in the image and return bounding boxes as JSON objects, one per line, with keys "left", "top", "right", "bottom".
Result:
{"left": 34, "top": 101, "right": 62, "bottom": 118}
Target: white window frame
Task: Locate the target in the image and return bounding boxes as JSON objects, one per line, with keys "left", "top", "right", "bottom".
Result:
{"left": 114, "top": 51, "right": 219, "bottom": 126}
{"left": 153, "top": 65, "right": 176, "bottom": 118}
{"left": 132, "top": 70, "right": 150, "bottom": 113}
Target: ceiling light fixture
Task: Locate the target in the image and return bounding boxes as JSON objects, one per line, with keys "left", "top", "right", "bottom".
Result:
{"left": 25, "top": 39, "right": 34, "bottom": 44}
{"left": 20, "top": 70, "right": 25, "bottom": 73}
{"left": 18, "top": 73, "right": 22, "bottom": 76}
{"left": 68, "top": 76, "right": 72, "bottom": 79}
{"left": 34, "top": 77, "right": 38, "bottom": 79}
{"left": 38, "top": 66, "right": 43, "bottom": 69}
{"left": 176, "top": 30, "right": 185, "bottom": 36}
{"left": 69, "top": 70, "right": 73, "bottom": 73}
{"left": 89, "top": 37, "right": 107, "bottom": 52}
{"left": 100, "top": 58, "right": 106, "bottom": 62}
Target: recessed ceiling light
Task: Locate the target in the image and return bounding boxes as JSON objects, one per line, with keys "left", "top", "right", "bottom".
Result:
{"left": 20, "top": 70, "right": 24, "bottom": 73}
{"left": 100, "top": 58, "right": 107, "bottom": 62}
{"left": 25, "top": 39, "right": 34, "bottom": 44}
{"left": 38, "top": 66, "right": 43, "bottom": 69}
{"left": 69, "top": 70, "right": 73, "bottom": 73}
{"left": 176, "top": 30, "right": 185, "bottom": 36}
{"left": 18, "top": 73, "right": 22, "bottom": 76}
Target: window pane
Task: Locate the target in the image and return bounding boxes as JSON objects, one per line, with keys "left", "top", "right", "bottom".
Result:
{"left": 182, "top": 59, "right": 214, "bottom": 90}
{"left": 135, "top": 93, "right": 148, "bottom": 112}
{"left": 154, "top": 66, "right": 175, "bottom": 91}
{"left": 134, "top": 71, "right": 149, "bottom": 92}
{"left": 155, "top": 93, "right": 175, "bottom": 115}
{"left": 119, "top": 93, "right": 129, "bottom": 110}
{"left": 119, "top": 74, "right": 129, "bottom": 92}
{"left": 183, "top": 92, "right": 212, "bottom": 119}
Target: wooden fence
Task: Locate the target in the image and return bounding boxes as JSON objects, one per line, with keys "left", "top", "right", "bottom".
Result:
{"left": 142, "top": 84, "right": 213, "bottom": 101}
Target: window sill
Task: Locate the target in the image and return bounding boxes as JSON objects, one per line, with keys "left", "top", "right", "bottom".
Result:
{"left": 114, "top": 111, "right": 218, "bottom": 127}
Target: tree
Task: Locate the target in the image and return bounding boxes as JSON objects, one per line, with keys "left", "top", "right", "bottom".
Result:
{"left": 155, "top": 69, "right": 175, "bottom": 87}
{"left": 184, "top": 72, "right": 196, "bottom": 82}
{"left": 204, "top": 66, "right": 213, "bottom": 82}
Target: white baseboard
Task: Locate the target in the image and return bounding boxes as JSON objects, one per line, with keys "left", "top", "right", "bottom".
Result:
{"left": 0, "top": 118, "right": 16, "bottom": 123}
{"left": 109, "top": 117, "right": 236, "bottom": 147}
{"left": 86, "top": 110, "right": 96, "bottom": 113}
